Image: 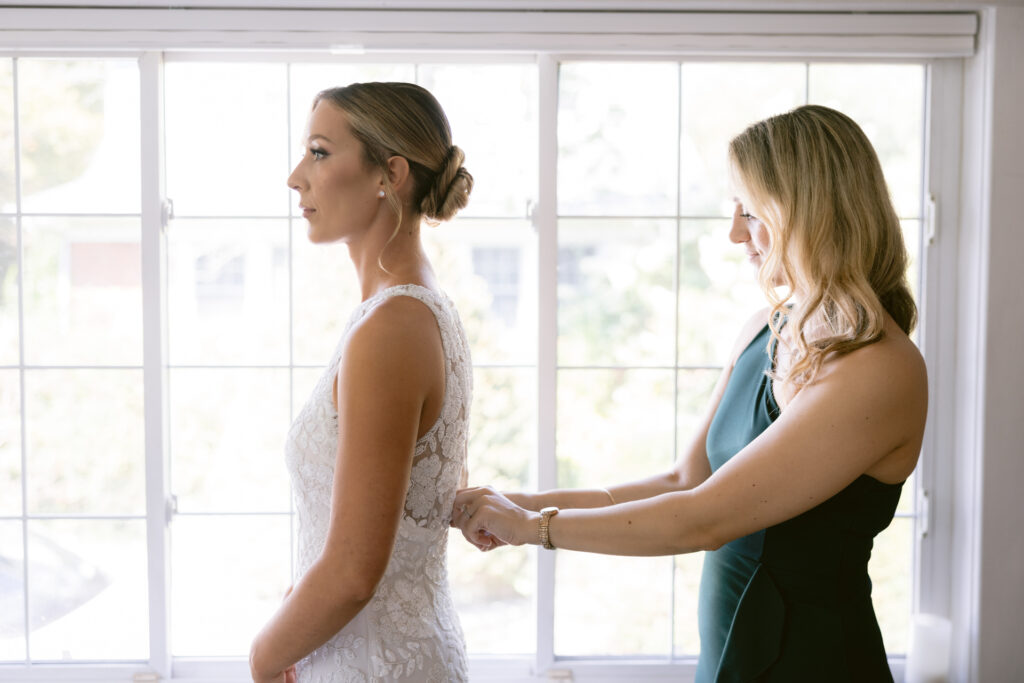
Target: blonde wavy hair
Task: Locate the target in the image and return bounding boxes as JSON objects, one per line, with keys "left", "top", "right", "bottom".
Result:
{"left": 728, "top": 104, "right": 917, "bottom": 387}
{"left": 314, "top": 82, "right": 473, "bottom": 264}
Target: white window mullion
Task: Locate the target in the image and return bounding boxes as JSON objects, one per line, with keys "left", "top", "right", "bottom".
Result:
{"left": 670, "top": 59, "right": 683, "bottom": 661}
{"left": 535, "top": 52, "right": 559, "bottom": 676}
{"left": 12, "top": 53, "right": 31, "bottom": 668}
{"left": 915, "top": 57, "right": 964, "bottom": 621}
{"left": 139, "top": 50, "right": 171, "bottom": 679}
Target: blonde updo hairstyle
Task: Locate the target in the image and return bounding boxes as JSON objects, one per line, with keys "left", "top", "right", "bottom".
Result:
{"left": 728, "top": 104, "right": 917, "bottom": 387}
{"left": 314, "top": 81, "right": 473, "bottom": 235}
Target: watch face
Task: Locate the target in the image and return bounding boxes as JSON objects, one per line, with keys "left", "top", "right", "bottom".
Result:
{"left": 540, "top": 506, "right": 559, "bottom": 516}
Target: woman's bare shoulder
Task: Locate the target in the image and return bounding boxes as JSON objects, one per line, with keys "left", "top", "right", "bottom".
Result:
{"left": 830, "top": 318, "right": 926, "bottom": 391}
{"left": 346, "top": 293, "right": 441, "bottom": 350}
{"left": 806, "top": 317, "right": 928, "bottom": 448}
{"left": 335, "top": 293, "right": 443, "bottom": 393}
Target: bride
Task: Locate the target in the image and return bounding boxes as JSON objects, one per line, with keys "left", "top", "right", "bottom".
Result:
{"left": 249, "top": 82, "right": 474, "bottom": 683}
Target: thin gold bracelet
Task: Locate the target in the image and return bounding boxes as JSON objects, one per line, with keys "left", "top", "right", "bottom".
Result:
{"left": 599, "top": 487, "right": 616, "bottom": 505}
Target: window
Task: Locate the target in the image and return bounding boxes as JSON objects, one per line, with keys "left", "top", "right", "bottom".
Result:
{"left": 552, "top": 60, "right": 923, "bottom": 659}
{"left": 0, "top": 7, "right": 970, "bottom": 680}
{"left": 1, "top": 57, "right": 148, "bottom": 663}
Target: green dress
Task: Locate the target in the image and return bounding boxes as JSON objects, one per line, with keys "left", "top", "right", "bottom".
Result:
{"left": 695, "top": 323, "right": 901, "bottom": 682}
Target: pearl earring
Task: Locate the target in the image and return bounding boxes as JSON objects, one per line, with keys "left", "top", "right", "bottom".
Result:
{"left": 378, "top": 190, "right": 386, "bottom": 198}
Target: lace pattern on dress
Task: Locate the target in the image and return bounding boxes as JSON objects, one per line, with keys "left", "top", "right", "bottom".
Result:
{"left": 284, "top": 284, "right": 471, "bottom": 682}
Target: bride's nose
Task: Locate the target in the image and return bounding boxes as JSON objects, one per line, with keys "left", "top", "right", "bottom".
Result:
{"left": 287, "top": 162, "right": 305, "bottom": 192}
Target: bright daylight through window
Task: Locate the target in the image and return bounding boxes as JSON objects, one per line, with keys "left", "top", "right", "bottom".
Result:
{"left": 0, "top": 54, "right": 923, "bottom": 671}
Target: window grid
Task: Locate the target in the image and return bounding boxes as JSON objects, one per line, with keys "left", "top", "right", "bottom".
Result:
{"left": 549, "top": 58, "right": 923, "bottom": 662}
{"left": 0, "top": 50, "right": 928, "bottom": 678}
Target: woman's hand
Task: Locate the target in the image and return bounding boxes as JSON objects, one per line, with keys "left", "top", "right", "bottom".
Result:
{"left": 250, "top": 656, "right": 295, "bottom": 683}
{"left": 452, "top": 486, "right": 539, "bottom": 550}
{"left": 251, "top": 670, "right": 294, "bottom": 683}
{"left": 249, "top": 587, "right": 298, "bottom": 683}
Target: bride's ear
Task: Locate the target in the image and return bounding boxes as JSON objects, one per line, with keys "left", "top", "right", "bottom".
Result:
{"left": 384, "top": 156, "right": 413, "bottom": 200}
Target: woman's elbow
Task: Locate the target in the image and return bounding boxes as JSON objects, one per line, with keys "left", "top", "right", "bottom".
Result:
{"left": 663, "top": 491, "right": 723, "bottom": 553}
{"left": 676, "top": 517, "right": 727, "bottom": 554}
{"left": 314, "top": 557, "right": 383, "bottom": 608}
{"left": 699, "top": 532, "right": 726, "bottom": 553}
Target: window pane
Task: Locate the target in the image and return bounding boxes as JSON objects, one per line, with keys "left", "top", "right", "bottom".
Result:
{"left": 172, "top": 515, "right": 291, "bottom": 656}
{"left": 449, "top": 539, "right": 535, "bottom": 655}
{"left": 676, "top": 368, "right": 720, "bottom": 442}
{"left": 559, "top": 63, "right": 679, "bottom": 216}
{"left": 165, "top": 63, "right": 288, "bottom": 217}
{"left": 22, "top": 216, "right": 141, "bottom": 366}
{"left": 0, "top": 59, "right": 13, "bottom": 209}
{"left": 673, "top": 369, "right": 719, "bottom": 656}
{"left": 28, "top": 519, "right": 148, "bottom": 660}
{"left": 167, "top": 218, "right": 289, "bottom": 366}
{"left": 24, "top": 369, "right": 144, "bottom": 515}
{"left": 808, "top": 64, "right": 925, "bottom": 219}
{"left": 0, "top": 520, "right": 25, "bottom": 662}
{"left": 0, "top": 217, "right": 16, "bottom": 365}
{"left": 424, "top": 217, "right": 537, "bottom": 366}
{"left": 558, "top": 218, "right": 676, "bottom": 367}
{"left": 468, "top": 367, "right": 535, "bottom": 491}
{"left": 556, "top": 554, "right": 673, "bottom": 656}
{"left": 673, "top": 551, "right": 704, "bottom": 655}
{"left": 903, "top": 219, "right": 922, "bottom": 324}
{"left": 555, "top": 370, "right": 674, "bottom": 655}
{"left": 896, "top": 473, "right": 915, "bottom": 516}
{"left": 451, "top": 367, "right": 536, "bottom": 654}
{"left": 557, "top": 369, "right": 674, "bottom": 489}
{"left": 418, "top": 64, "right": 538, "bottom": 218}
{"left": 870, "top": 517, "right": 913, "bottom": 654}
{"left": 680, "top": 63, "right": 806, "bottom": 218}
{"left": 0, "top": 369, "right": 20, "bottom": 515}
{"left": 170, "top": 368, "right": 291, "bottom": 513}
{"left": 18, "top": 59, "right": 139, "bottom": 214}
{"left": 290, "top": 226, "right": 359, "bottom": 366}
{"left": 678, "top": 218, "right": 763, "bottom": 367}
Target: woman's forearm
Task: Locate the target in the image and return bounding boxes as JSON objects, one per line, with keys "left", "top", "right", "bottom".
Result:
{"left": 457, "top": 487, "right": 716, "bottom": 557}
{"left": 506, "top": 488, "right": 615, "bottom": 511}
{"left": 250, "top": 560, "right": 375, "bottom": 679}
{"left": 507, "top": 471, "right": 685, "bottom": 511}
{"left": 539, "top": 491, "right": 714, "bottom": 556}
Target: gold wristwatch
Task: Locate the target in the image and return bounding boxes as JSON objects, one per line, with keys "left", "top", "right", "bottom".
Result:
{"left": 538, "top": 506, "right": 560, "bottom": 550}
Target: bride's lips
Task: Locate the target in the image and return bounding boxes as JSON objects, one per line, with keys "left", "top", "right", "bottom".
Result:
{"left": 300, "top": 205, "right": 315, "bottom": 218}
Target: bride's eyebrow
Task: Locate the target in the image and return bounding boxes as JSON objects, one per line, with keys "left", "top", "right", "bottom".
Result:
{"left": 308, "top": 133, "right": 333, "bottom": 145}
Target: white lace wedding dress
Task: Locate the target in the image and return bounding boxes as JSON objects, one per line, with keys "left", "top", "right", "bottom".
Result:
{"left": 284, "top": 284, "right": 471, "bottom": 682}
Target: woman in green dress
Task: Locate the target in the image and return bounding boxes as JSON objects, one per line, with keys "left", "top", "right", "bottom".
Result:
{"left": 452, "top": 104, "right": 927, "bottom": 682}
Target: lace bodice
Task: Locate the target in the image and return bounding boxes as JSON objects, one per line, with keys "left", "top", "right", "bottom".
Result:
{"left": 284, "top": 284, "right": 471, "bottom": 682}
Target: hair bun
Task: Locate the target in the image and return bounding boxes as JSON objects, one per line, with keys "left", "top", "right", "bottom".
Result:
{"left": 421, "top": 145, "right": 473, "bottom": 223}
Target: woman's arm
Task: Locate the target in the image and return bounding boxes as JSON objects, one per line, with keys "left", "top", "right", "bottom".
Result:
{"left": 499, "top": 309, "right": 771, "bottom": 513}
{"left": 456, "top": 327, "right": 927, "bottom": 556}
{"left": 250, "top": 296, "right": 444, "bottom": 682}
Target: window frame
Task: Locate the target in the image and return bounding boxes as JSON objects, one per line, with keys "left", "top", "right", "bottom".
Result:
{"left": 0, "top": 6, "right": 980, "bottom": 682}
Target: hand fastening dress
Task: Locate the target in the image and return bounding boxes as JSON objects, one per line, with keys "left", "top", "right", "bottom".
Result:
{"left": 284, "top": 284, "right": 471, "bottom": 682}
